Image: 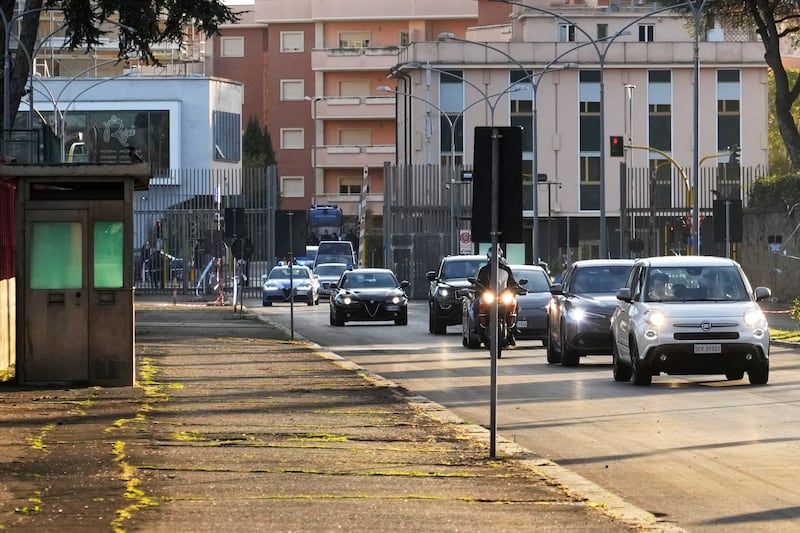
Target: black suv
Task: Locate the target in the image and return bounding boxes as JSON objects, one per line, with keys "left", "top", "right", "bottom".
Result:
{"left": 426, "top": 255, "right": 486, "bottom": 334}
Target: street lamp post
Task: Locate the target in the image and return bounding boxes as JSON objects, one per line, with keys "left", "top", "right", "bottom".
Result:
{"left": 304, "top": 95, "right": 322, "bottom": 207}
{"left": 491, "top": 0, "right": 681, "bottom": 258}
{"left": 385, "top": 66, "right": 525, "bottom": 257}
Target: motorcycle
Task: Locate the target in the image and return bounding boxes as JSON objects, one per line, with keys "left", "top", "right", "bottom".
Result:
{"left": 468, "top": 278, "right": 527, "bottom": 357}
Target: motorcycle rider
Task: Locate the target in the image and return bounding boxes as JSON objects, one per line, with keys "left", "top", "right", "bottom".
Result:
{"left": 473, "top": 247, "right": 521, "bottom": 346}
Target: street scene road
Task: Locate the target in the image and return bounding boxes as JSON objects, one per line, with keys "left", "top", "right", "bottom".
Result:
{"left": 246, "top": 298, "right": 800, "bottom": 533}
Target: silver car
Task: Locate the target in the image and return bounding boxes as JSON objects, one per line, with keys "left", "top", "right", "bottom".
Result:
{"left": 611, "top": 256, "right": 771, "bottom": 386}
{"left": 313, "top": 263, "right": 350, "bottom": 298}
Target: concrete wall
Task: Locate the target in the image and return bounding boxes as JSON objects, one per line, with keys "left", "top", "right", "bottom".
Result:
{"left": 739, "top": 209, "right": 800, "bottom": 303}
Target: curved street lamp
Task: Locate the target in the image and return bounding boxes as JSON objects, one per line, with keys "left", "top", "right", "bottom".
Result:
{"left": 490, "top": 0, "right": 686, "bottom": 258}
{"left": 379, "top": 82, "right": 524, "bottom": 255}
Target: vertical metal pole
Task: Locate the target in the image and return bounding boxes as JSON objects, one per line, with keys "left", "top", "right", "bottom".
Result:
{"left": 288, "top": 212, "right": 295, "bottom": 341}
{"left": 532, "top": 81, "right": 539, "bottom": 263}
{"left": 725, "top": 200, "right": 731, "bottom": 259}
{"left": 489, "top": 127, "right": 500, "bottom": 458}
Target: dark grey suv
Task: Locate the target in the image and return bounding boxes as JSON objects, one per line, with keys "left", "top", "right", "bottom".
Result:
{"left": 426, "top": 255, "right": 486, "bottom": 334}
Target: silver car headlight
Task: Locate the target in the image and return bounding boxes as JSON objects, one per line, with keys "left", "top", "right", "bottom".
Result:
{"left": 645, "top": 310, "right": 667, "bottom": 328}
{"left": 743, "top": 307, "right": 765, "bottom": 327}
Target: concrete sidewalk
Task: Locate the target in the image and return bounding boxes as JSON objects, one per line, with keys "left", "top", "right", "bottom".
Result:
{"left": 0, "top": 301, "right": 681, "bottom": 532}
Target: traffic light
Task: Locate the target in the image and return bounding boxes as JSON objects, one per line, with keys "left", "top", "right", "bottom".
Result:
{"left": 156, "top": 220, "right": 163, "bottom": 239}
{"left": 729, "top": 144, "right": 741, "bottom": 166}
{"left": 610, "top": 136, "right": 624, "bottom": 157}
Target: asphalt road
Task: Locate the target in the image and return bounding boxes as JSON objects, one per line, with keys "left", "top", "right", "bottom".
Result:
{"left": 245, "top": 298, "right": 800, "bottom": 533}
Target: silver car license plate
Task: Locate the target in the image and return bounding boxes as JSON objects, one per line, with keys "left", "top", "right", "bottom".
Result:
{"left": 694, "top": 344, "right": 722, "bottom": 354}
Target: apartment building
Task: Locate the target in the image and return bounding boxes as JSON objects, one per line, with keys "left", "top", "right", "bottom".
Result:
{"left": 208, "top": 0, "right": 512, "bottom": 221}
{"left": 388, "top": 0, "right": 768, "bottom": 261}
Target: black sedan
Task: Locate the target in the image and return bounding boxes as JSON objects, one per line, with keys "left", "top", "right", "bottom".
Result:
{"left": 510, "top": 264, "right": 552, "bottom": 343}
{"left": 547, "top": 259, "right": 634, "bottom": 366}
{"left": 329, "top": 268, "right": 410, "bottom": 326}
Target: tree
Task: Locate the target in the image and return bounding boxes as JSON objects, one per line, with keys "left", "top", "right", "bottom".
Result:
{"left": 668, "top": 1, "right": 800, "bottom": 169}
{"left": 242, "top": 115, "right": 275, "bottom": 168}
{"left": 0, "top": 0, "right": 240, "bottom": 129}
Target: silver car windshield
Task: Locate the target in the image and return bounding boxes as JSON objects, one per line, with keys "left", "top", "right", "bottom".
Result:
{"left": 644, "top": 266, "right": 748, "bottom": 302}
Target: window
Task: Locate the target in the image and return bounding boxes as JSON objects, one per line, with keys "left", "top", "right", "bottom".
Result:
{"left": 280, "top": 80, "right": 304, "bottom": 101}
{"left": 221, "top": 37, "right": 244, "bottom": 57}
{"left": 213, "top": 111, "right": 241, "bottom": 162}
{"left": 717, "top": 70, "right": 741, "bottom": 153}
{"left": 94, "top": 222, "right": 123, "bottom": 288}
{"left": 338, "top": 31, "right": 370, "bottom": 48}
{"left": 339, "top": 129, "right": 370, "bottom": 145}
{"left": 339, "top": 177, "right": 362, "bottom": 195}
{"left": 30, "top": 222, "right": 82, "bottom": 289}
{"left": 280, "top": 176, "right": 304, "bottom": 197}
{"left": 280, "top": 31, "right": 304, "bottom": 53}
{"left": 579, "top": 70, "right": 601, "bottom": 211}
{"left": 639, "top": 24, "right": 654, "bottom": 42}
{"left": 648, "top": 70, "right": 671, "bottom": 153}
{"left": 400, "top": 31, "right": 409, "bottom": 47}
{"left": 338, "top": 80, "right": 371, "bottom": 97}
{"left": 559, "top": 24, "right": 576, "bottom": 42}
{"left": 280, "top": 128, "right": 304, "bottom": 150}
{"left": 510, "top": 100, "right": 532, "bottom": 152}
{"left": 597, "top": 24, "right": 608, "bottom": 40}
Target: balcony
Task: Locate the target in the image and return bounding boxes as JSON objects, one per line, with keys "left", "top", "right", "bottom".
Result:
{"left": 317, "top": 96, "right": 395, "bottom": 120}
{"left": 311, "top": 46, "right": 400, "bottom": 71}
{"left": 314, "top": 144, "right": 396, "bottom": 169}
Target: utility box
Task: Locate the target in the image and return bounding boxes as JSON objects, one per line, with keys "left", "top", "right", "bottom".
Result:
{"left": 4, "top": 164, "right": 151, "bottom": 387}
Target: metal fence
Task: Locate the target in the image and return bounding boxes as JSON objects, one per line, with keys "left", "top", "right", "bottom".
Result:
{"left": 134, "top": 163, "right": 766, "bottom": 301}
{"left": 134, "top": 166, "right": 278, "bottom": 298}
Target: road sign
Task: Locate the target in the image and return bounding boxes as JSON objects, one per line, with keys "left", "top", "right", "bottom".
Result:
{"left": 459, "top": 230, "right": 472, "bottom": 254}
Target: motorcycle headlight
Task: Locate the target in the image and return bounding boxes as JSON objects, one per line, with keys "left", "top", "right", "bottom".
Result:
{"left": 645, "top": 310, "right": 667, "bottom": 328}
{"left": 743, "top": 308, "right": 765, "bottom": 327}
{"left": 481, "top": 292, "right": 495, "bottom": 304}
{"left": 500, "top": 291, "right": 515, "bottom": 305}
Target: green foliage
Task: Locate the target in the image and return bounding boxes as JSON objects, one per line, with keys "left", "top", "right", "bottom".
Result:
{"left": 748, "top": 173, "right": 800, "bottom": 209}
{"left": 41, "top": 0, "right": 241, "bottom": 64}
{"left": 768, "top": 70, "right": 798, "bottom": 176}
{"left": 242, "top": 116, "right": 276, "bottom": 168}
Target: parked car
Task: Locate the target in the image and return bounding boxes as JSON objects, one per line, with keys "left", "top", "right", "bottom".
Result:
{"left": 261, "top": 265, "right": 319, "bottom": 306}
{"left": 427, "top": 255, "right": 487, "bottom": 334}
{"left": 510, "top": 264, "right": 552, "bottom": 343}
{"left": 329, "top": 268, "right": 409, "bottom": 326}
{"left": 460, "top": 263, "right": 548, "bottom": 349}
{"left": 313, "top": 262, "right": 350, "bottom": 298}
{"left": 610, "top": 255, "right": 771, "bottom": 386}
{"left": 547, "top": 259, "right": 635, "bottom": 366}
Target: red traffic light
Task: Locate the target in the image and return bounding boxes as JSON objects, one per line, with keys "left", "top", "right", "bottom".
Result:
{"left": 609, "top": 136, "right": 624, "bottom": 157}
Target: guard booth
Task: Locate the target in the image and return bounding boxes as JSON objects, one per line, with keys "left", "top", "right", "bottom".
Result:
{"left": 3, "top": 164, "right": 151, "bottom": 387}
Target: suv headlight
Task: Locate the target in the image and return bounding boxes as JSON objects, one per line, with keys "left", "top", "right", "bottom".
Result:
{"left": 645, "top": 310, "right": 667, "bottom": 328}
{"left": 438, "top": 287, "right": 449, "bottom": 298}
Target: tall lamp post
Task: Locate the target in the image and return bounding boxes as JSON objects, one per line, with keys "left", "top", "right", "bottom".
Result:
{"left": 491, "top": 0, "right": 681, "bottom": 258}
{"left": 304, "top": 95, "right": 322, "bottom": 207}
{"left": 379, "top": 83, "right": 523, "bottom": 255}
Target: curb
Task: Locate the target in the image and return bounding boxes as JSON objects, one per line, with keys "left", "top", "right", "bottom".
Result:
{"left": 255, "top": 309, "right": 687, "bottom": 533}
